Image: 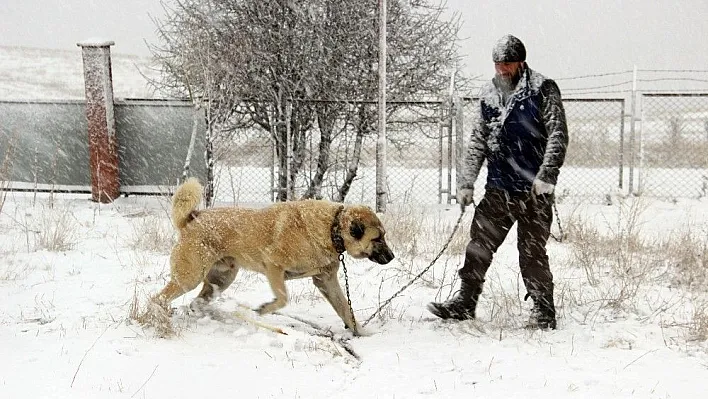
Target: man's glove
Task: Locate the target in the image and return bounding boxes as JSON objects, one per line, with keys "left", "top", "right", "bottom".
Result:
{"left": 532, "top": 178, "right": 555, "bottom": 196}
{"left": 456, "top": 188, "right": 474, "bottom": 210}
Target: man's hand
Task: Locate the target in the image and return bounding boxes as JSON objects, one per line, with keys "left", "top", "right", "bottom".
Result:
{"left": 532, "top": 178, "right": 555, "bottom": 196}
{"left": 456, "top": 188, "right": 474, "bottom": 210}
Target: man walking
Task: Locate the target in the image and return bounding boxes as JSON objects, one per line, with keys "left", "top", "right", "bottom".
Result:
{"left": 427, "top": 34, "right": 569, "bottom": 329}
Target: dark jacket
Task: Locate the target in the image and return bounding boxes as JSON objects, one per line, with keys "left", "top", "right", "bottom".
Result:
{"left": 459, "top": 64, "right": 569, "bottom": 194}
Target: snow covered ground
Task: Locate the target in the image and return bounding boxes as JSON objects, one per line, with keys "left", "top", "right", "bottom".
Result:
{"left": 1, "top": 190, "right": 707, "bottom": 399}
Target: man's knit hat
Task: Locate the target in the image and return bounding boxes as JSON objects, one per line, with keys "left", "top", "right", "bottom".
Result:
{"left": 492, "top": 35, "right": 526, "bottom": 63}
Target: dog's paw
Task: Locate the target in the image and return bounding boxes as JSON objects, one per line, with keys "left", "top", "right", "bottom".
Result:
{"left": 189, "top": 298, "right": 208, "bottom": 314}
{"left": 353, "top": 325, "right": 374, "bottom": 337}
{"left": 255, "top": 303, "right": 271, "bottom": 315}
{"left": 344, "top": 323, "right": 372, "bottom": 337}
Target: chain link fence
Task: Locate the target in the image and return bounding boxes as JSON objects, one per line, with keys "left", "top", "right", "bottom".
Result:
{"left": 558, "top": 99, "right": 627, "bottom": 201}
{"left": 208, "top": 95, "right": 708, "bottom": 206}
{"left": 210, "top": 100, "right": 451, "bottom": 206}
{"left": 637, "top": 93, "right": 708, "bottom": 198}
{"left": 458, "top": 98, "right": 626, "bottom": 204}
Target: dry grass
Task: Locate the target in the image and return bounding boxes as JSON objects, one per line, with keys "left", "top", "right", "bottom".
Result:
{"left": 368, "top": 195, "right": 708, "bottom": 343}
{"left": 133, "top": 297, "right": 177, "bottom": 338}
{"left": 378, "top": 203, "right": 467, "bottom": 288}
{"left": 12, "top": 203, "right": 80, "bottom": 252}
{"left": 0, "top": 131, "right": 17, "bottom": 216}
{"left": 370, "top": 195, "right": 708, "bottom": 344}
{"left": 687, "top": 300, "right": 708, "bottom": 341}
{"left": 37, "top": 206, "right": 79, "bottom": 251}
{"left": 563, "top": 197, "right": 663, "bottom": 314}
{"left": 484, "top": 278, "right": 527, "bottom": 331}
{"left": 127, "top": 214, "right": 176, "bottom": 253}
{"left": 561, "top": 197, "right": 708, "bottom": 341}
{"left": 658, "top": 227, "right": 708, "bottom": 290}
{"left": 0, "top": 259, "right": 32, "bottom": 281}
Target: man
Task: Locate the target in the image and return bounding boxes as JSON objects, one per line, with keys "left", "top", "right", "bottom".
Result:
{"left": 427, "top": 34, "right": 569, "bottom": 330}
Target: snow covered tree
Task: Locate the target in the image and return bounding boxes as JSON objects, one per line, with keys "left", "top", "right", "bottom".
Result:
{"left": 150, "top": 0, "right": 467, "bottom": 201}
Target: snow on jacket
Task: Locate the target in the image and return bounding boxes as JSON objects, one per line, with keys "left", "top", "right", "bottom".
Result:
{"left": 459, "top": 64, "right": 569, "bottom": 194}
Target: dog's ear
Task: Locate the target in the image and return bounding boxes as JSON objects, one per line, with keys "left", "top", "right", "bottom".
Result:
{"left": 349, "top": 220, "right": 366, "bottom": 240}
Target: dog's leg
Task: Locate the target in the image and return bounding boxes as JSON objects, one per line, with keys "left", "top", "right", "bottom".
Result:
{"left": 151, "top": 248, "right": 208, "bottom": 310}
{"left": 312, "top": 270, "right": 361, "bottom": 335}
{"left": 195, "top": 257, "right": 240, "bottom": 304}
{"left": 256, "top": 267, "right": 288, "bottom": 315}
{"left": 140, "top": 272, "right": 203, "bottom": 332}
{"left": 138, "top": 247, "right": 211, "bottom": 335}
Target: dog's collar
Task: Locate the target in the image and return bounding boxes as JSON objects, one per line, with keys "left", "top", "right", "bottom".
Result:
{"left": 330, "top": 205, "right": 346, "bottom": 254}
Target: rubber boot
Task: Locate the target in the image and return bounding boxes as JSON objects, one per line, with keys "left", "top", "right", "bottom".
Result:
{"left": 525, "top": 290, "right": 557, "bottom": 330}
{"left": 427, "top": 280, "right": 483, "bottom": 320}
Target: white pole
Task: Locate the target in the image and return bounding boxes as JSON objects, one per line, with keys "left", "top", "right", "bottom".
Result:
{"left": 636, "top": 66, "right": 645, "bottom": 195}
{"left": 628, "top": 64, "right": 637, "bottom": 196}
{"left": 376, "top": 0, "right": 387, "bottom": 213}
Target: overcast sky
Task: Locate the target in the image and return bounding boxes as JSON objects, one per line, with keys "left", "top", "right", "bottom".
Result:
{"left": 1, "top": 0, "right": 706, "bottom": 80}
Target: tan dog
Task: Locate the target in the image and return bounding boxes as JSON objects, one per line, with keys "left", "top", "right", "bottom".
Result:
{"left": 146, "top": 177, "right": 394, "bottom": 335}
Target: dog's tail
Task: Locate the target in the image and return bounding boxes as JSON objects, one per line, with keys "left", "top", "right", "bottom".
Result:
{"left": 171, "top": 177, "right": 203, "bottom": 230}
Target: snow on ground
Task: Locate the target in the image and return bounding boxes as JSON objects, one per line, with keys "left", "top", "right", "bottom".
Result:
{"left": 1, "top": 191, "right": 707, "bottom": 399}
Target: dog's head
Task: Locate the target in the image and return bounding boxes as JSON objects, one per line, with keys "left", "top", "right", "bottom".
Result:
{"left": 340, "top": 205, "right": 395, "bottom": 264}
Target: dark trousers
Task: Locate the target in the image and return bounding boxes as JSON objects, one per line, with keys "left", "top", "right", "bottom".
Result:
{"left": 458, "top": 188, "right": 554, "bottom": 294}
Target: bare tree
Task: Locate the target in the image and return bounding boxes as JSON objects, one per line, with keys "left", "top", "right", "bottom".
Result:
{"left": 150, "top": 0, "right": 468, "bottom": 202}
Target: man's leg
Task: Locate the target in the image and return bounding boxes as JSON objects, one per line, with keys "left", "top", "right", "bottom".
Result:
{"left": 428, "top": 189, "right": 515, "bottom": 320}
{"left": 517, "top": 193, "right": 556, "bottom": 329}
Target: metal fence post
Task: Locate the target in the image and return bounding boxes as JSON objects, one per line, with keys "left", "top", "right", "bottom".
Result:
{"left": 446, "top": 99, "right": 453, "bottom": 204}
{"left": 376, "top": 0, "right": 388, "bottom": 213}
{"left": 628, "top": 65, "right": 638, "bottom": 196}
{"left": 637, "top": 93, "right": 645, "bottom": 195}
{"left": 437, "top": 104, "right": 444, "bottom": 204}
{"left": 618, "top": 99, "right": 625, "bottom": 192}
{"left": 77, "top": 40, "right": 120, "bottom": 203}
{"left": 454, "top": 96, "right": 464, "bottom": 201}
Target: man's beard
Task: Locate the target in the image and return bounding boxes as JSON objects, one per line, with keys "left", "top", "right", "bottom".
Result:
{"left": 496, "top": 68, "right": 522, "bottom": 92}
{"left": 497, "top": 73, "right": 517, "bottom": 92}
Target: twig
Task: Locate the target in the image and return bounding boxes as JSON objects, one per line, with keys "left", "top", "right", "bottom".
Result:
{"left": 275, "top": 312, "right": 361, "bottom": 361}
{"left": 131, "top": 365, "right": 159, "bottom": 398}
{"left": 230, "top": 309, "right": 287, "bottom": 335}
{"left": 70, "top": 324, "right": 112, "bottom": 387}
{"left": 622, "top": 349, "right": 658, "bottom": 370}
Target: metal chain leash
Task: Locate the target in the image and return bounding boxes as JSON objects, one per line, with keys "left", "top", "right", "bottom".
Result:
{"left": 339, "top": 253, "right": 357, "bottom": 329}
{"left": 550, "top": 202, "right": 565, "bottom": 242}
{"left": 343, "top": 193, "right": 564, "bottom": 328}
{"left": 362, "top": 206, "right": 469, "bottom": 327}
{"left": 532, "top": 193, "right": 565, "bottom": 243}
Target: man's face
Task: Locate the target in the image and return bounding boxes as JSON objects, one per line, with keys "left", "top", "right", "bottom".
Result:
{"left": 494, "top": 61, "right": 524, "bottom": 83}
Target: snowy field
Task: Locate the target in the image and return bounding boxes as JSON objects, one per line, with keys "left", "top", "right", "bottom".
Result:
{"left": 0, "top": 46, "right": 161, "bottom": 100}
{"left": 1, "top": 189, "right": 708, "bottom": 399}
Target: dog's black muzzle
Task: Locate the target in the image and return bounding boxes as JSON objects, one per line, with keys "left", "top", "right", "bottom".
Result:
{"left": 369, "top": 241, "right": 395, "bottom": 264}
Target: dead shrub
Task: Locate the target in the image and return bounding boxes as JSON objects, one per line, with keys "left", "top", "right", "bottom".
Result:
{"left": 127, "top": 215, "right": 175, "bottom": 253}
{"left": 33, "top": 205, "right": 79, "bottom": 252}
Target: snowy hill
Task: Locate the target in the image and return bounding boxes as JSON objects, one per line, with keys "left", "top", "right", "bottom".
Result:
{"left": 0, "top": 45, "right": 160, "bottom": 100}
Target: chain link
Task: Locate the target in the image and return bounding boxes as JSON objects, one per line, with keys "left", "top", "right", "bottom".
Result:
{"left": 362, "top": 207, "right": 468, "bottom": 327}
{"left": 339, "top": 253, "right": 356, "bottom": 329}
{"left": 550, "top": 202, "right": 565, "bottom": 242}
